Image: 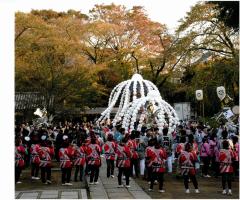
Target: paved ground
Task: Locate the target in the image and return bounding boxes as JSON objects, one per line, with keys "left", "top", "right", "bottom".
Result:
{"left": 15, "top": 189, "right": 87, "bottom": 199}
{"left": 15, "top": 160, "right": 239, "bottom": 199}
{"left": 135, "top": 168, "right": 239, "bottom": 199}
{"left": 86, "top": 156, "right": 151, "bottom": 199}
{"left": 15, "top": 162, "right": 89, "bottom": 199}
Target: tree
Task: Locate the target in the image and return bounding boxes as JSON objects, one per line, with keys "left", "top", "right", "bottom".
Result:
{"left": 181, "top": 58, "right": 239, "bottom": 116}
{"left": 177, "top": 2, "right": 239, "bottom": 59}
{"left": 15, "top": 11, "right": 92, "bottom": 113}
{"left": 208, "top": 1, "right": 239, "bottom": 31}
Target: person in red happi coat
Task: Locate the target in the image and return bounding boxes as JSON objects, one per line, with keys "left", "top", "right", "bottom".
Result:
{"left": 116, "top": 138, "right": 132, "bottom": 188}
{"left": 178, "top": 142, "right": 199, "bottom": 194}
{"left": 219, "top": 140, "right": 234, "bottom": 195}
{"left": 59, "top": 135, "right": 75, "bottom": 186}
{"left": 148, "top": 141, "right": 167, "bottom": 193}
{"left": 73, "top": 139, "right": 86, "bottom": 182}
{"left": 15, "top": 137, "right": 27, "bottom": 184}
{"left": 30, "top": 134, "right": 41, "bottom": 180}
{"left": 86, "top": 137, "right": 101, "bottom": 184}
{"left": 126, "top": 132, "right": 139, "bottom": 178}
{"left": 39, "top": 135, "right": 54, "bottom": 184}
{"left": 103, "top": 133, "right": 116, "bottom": 178}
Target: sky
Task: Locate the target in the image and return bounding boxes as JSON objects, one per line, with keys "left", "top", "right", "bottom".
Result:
{"left": 8, "top": 0, "right": 198, "bottom": 31}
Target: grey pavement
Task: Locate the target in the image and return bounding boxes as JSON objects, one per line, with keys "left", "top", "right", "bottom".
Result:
{"left": 15, "top": 189, "right": 88, "bottom": 199}
{"left": 86, "top": 157, "right": 151, "bottom": 199}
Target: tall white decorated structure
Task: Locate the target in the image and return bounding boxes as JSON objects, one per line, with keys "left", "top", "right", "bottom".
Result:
{"left": 97, "top": 74, "right": 179, "bottom": 132}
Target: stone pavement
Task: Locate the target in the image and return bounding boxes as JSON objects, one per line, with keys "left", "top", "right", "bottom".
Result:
{"left": 15, "top": 189, "right": 88, "bottom": 199}
{"left": 15, "top": 161, "right": 89, "bottom": 199}
{"left": 86, "top": 157, "right": 151, "bottom": 199}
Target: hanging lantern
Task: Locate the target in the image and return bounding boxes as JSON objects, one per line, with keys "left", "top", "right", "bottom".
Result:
{"left": 196, "top": 90, "right": 203, "bottom": 101}
{"left": 216, "top": 86, "right": 226, "bottom": 101}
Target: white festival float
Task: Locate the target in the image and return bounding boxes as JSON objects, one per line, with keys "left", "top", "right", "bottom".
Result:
{"left": 97, "top": 74, "right": 179, "bottom": 133}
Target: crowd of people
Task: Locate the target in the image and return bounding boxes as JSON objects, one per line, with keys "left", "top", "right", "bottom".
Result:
{"left": 15, "top": 120, "right": 239, "bottom": 195}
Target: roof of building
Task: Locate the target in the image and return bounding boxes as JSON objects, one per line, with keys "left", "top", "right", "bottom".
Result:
{"left": 15, "top": 92, "right": 46, "bottom": 110}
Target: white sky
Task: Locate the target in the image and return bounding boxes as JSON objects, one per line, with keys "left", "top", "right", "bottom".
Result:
{"left": 7, "top": 0, "right": 198, "bottom": 31}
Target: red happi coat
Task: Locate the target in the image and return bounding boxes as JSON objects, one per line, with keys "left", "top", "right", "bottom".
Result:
{"left": 30, "top": 144, "right": 41, "bottom": 165}
{"left": 179, "top": 150, "right": 197, "bottom": 175}
{"left": 192, "top": 142, "right": 199, "bottom": 155}
{"left": 126, "top": 139, "right": 139, "bottom": 159}
{"left": 74, "top": 146, "right": 86, "bottom": 166}
{"left": 103, "top": 141, "right": 116, "bottom": 160}
{"left": 148, "top": 147, "right": 167, "bottom": 173}
{"left": 145, "top": 146, "right": 154, "bottom": 167}
{"left": 176, "top": 143, "right": 185, "bottom": 155}
{"left": 116, "top": 144, "right": 131, "bottom": 168}
{"left": 59, "top": 146, "right": 74, "bottom": 168}
{"left": 219, "top": 149, "right": 234, "bottom": 173}
{"left": 15, "top": 145, "right": 25, "bottom": 168}
{"left": 86, "top": 143, "right": 101, "bottom": 166}
{"left": 233, "top": 143, "right": 239, "bottom": 162}
{"left": 39, "top": 146, "right": 54, "bottom": 167}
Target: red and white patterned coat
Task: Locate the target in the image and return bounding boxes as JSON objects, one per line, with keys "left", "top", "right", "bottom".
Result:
{"left": 179, "top": 150, "right": 197, "bottom": 175}
{"left": 233, "top": 143, "right": 239, "bottom": 162}
{"left": 30, "top": 144, "right": 41, "bottom": 165}
{"left": 103, "top": 141, "right": 116, "bottom": 160}
{"left": 148, "top": 147, "right": 167, "bottom": 173}
{"left": 192, "top": 142, "right": 199, "bottom": 155}
{"left": 145, "top": 146, "right": 154, "bottom": 167}
{"left": 39, "top": 146, "right": 54, "bottom": 167}
{"left": 59, "top": 146, "right": 74, "bottom": 168}
{"left": 15, "top": 145, "right": 25, "bottom": 168}
{"left": 126, "top": 139, "right": 139, "bottom": 159}
{"left": 73, "top": 146, "right": 86, "bottom": 166}
{"left": 219, "top": 149, "right": 234, "bottom": 173}
{"left": 176, "top": 143, "right": 185, "bottom": 155}
{"left": 116, "top": 144, "right": 131, "bottom": 168}
{"left": 86, "top": 143, "right": 101, "bottom": 166}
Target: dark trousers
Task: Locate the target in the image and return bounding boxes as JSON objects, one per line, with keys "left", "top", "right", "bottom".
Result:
{"left": 85, "top": 163, "right": 90, "bottom": 175}
{"left": 41, "top": 166, "right": 51, "bottom": 183}
{"left": 150, "top": 172, "right": 164, "bottom": 190}
{"left": 106, "top": 159, "right": 114, "bottom": 177}
{"left": 222, "top": 173, "right": 232, "bottom": 190}
{"left": 15, "top": 166, "right": 22, "bottom": 183}
{"left": 233, "top": 161, "right": 239, "bottom": 177}
{"left": 89, "top": 165, "right": 100, "bottom": 183}
{"left": 31, "top": 163, "right": 39, "bottom": 177}
{"left": 55, "top": 147, "right": 60, "bottom": 162}
{"left": 118, "top": 167, "right": 130, "bottom": 186}
{"left": 61, "top": 167, "right": 72, "bottom": 184}
{"left": 146, "top": 166, "right": 152, "bottom": 182}
{"left": 130, "top": 158, "right": 139, "bottom": 177}
{"left": 74, "top": 165, "right": 84, "bottom": 181}
{"left": 183, "top": 174, "right": 198, "bottom": 189}
{"left": 201, "top": 156, "right": 210, "bottom": 175}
